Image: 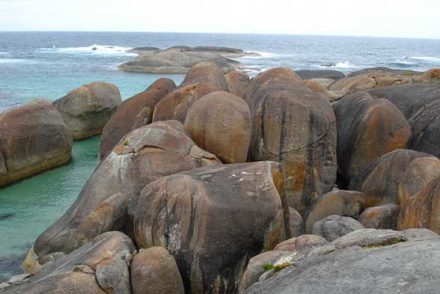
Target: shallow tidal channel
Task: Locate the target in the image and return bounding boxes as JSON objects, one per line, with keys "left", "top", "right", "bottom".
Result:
{"left": 0, "top": 136, "right": 100, "bottom": 281}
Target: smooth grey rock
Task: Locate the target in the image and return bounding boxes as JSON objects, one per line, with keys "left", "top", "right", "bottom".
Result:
{"left": 359, "top": 203, "right": 400, "bottom": 229}
{"left": 402, "top": 228, "right": 438, "bottom": 241}
{"left": 96, "top": 258, "right": 131, "bottom": 294}
{"left": 312, "top": 215, "right": 365, "bottom": 241}
{"left": 274, "top": 235, "right": 328, "bottom": 253}
{"left": 239, "top": 251, "right": 291, "bottom": 293}
{"left": 247, "top": 238, "right": 440, "bottom": 294}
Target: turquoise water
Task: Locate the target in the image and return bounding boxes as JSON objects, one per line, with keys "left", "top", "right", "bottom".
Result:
{"left": 0, "top": 137, "right": 100, "bottom": 280}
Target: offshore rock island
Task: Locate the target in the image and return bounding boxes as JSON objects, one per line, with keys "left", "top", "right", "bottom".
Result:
{"left": 118, "top": 46, "right": 259, "bottom": 73}
{"left": 1, "top": 59, "right": 440, "bottom": 294}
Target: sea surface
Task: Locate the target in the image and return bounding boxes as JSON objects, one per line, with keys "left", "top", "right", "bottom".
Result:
{"left": 0, "top": 32, "right": 439, "bottom": 280}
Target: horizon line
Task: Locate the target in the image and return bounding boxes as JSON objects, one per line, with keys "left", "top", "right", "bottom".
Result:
{"left": 0, "top": 30, "right": 439, "bottom": 41}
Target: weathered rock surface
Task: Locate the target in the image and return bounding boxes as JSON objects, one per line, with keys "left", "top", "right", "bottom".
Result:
{"left": 312, "top": 215, "right": 365, "bottom": 241}
{"left": 402, "top": 228, "right": 439, "bottom": 241}
{"left": 246, "top": 67, "right": 337, "bottom": 214}
{"left": 288, "top": 208, "right": 304, "bottom": 237}
{"left": 131, "top": 247, "right": 184, "bottom": 294}
{"left": 225, "top": 70, "right": 250, "bottom": 98}
{"left": 99, "top": 78, "right": 176, "bottom": 160}
{"left": 8, "top": 232, "right": 134, "bottom": 294}
{"left": 24, "top": 121, "right": 220, "bottom": 273}
{"left": 329, "top": 69, "right": 423, "bottom": 99}
{"left": 349, "top": 149, "right": 432, "bottom": 207}
{"left": 184, "top": 91, "right": 251, "bottom": 163}
{"left": 238, "top": 250, "right": 292, "bottom": 293}
{"left": 247, "top": 235, "right": 440, "bottom": 294}
{"left": 369, "top": 83, "right": 440, "bottom": 157}
{"left": 305, "top": 190, "right": 365, "bottom": 233}
{"left": 0, "top": 99, "right": 72, "bottom": 187}
{"left": 153, "top": 83, "right": 219, "bottom": 123}
{"left": 333, "top": 91, "right": 411, "bottom": 185}
{"left": 134, "top": 161, "right": 288, "bottom": 294}
{"left": 118, "top": 47, "right": 244, "bottom": 74}
{"left": 398, "top": 157, "right": 440, "bottom": 232}
{"left": 359, "top": 203, "right": 400, "bottom": 229}
{"left": 53, "top": 82, "right": 122, "bottom": 140}
{"left": 274, "top": 234, "right": 328, "bottom": 252}
{"left": 181, "top": 61, "right": 228, "bottom": 91}
{"left": 295, "top": 70, "right": 345, "bottom": 80}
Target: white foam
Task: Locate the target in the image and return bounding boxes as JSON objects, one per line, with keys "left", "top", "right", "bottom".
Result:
{"left": 41, "top": 44, "right": 137, "bottom": 56}
{"left": 333, "top": 61, "right": 355, "bottom": 68}
{"left": 0, "top": 58, "right": 37, "bottom": 64}
{"left": 407, "top": 56, "right": 440, "bottom": 63}
{"left": 0, "top": 52, "right": 8, "bottom": 55}
{"left": 319, "top": 61, "right": 355, "bottom": 69}
{"left": 241, "top": 51, "right": 278, "bottom": 59}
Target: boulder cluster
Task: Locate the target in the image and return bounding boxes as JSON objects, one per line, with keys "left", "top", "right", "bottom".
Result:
{"left": 1, "top": 62, "right": 440, "bottom": 294}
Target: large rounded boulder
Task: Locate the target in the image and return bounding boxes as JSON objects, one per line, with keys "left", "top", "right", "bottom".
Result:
{"left": 181, "top": 61, "right": 228, "bottom": 91}
{"left": 246, "top": 67, "right": 337, "bottom": 214}
{"left": 224, "top": 70, "right": 250, "bottom": 98}
{"left": 152, "top": 83, "right": 218, "bottom": 123}
{"left": 369, "top": 83, "right": 440, "bottom": 157}
{"left": 184, "top": 91, "right": 251, "bottom": 163}
{"left": 12, "top": 232, "right": 135, "bottom": 294}
{"left": 0, "top": 99, "right": 72, "bottom": 187}
{"left": 305, "top": 190, "right": 365, "bottom": 233}
{"left": 333, "top": 91, "right": 411, "bottom": 185}
{"left": 24, "top": 120, "right": 220, "bottom": 273}
{"left": 398, "top": 157, "right": 440, "bottom": 232}
{"left": 134, "top": 161, "right": 288, "bottom": 294}
{"left": 53, "top": 82, "right": 122, "bottom": 140}
{"left": 328, "top": 69, "right": 421, "bottom": 99}
{"left": 131, "top": 247, "right": 184, "bottom": 294}
{"left": 349, "top": 149, "right": 433, "bottom": 207}
{"left": 99, "top": 78, "right": 176, "bottom": 160}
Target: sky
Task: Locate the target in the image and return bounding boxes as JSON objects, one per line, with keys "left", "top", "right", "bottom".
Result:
{"left": 0, "top": 0, "right": 439, "bottom": 39}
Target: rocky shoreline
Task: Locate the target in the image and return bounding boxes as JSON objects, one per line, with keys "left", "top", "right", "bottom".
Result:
{"left": 1, "top": 63, "right": 440, "bottom": 293}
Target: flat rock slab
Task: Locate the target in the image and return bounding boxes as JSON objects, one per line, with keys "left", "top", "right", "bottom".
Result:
{"left": 247, "top": 237, "right": 440, "bottom": 294}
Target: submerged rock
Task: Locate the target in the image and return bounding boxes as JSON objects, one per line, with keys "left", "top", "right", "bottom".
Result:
{"left": 246, "top": 67, "right": 337, "bottom": 214}
{"left": 24, "top": 121, "right": 220, "bottom": 273}
{"left": 0, "top": 99, "right": 72, "bottom": 187}
{"left": 99, "top": 78, "right": 176, "bottom": 160}
{"left": 134, "top": 161, "right": 288, "bottom": 294}
{"left": 53, "top": 82, "right": 122, "bottom": 140}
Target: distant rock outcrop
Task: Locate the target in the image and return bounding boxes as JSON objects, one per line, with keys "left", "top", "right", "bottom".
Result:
{"left": 118, "top": 46, "right": 257, "bottom": 74}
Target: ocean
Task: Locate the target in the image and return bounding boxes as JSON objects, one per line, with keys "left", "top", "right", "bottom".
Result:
{"left": 0, "top": 32, "right": 439, "bottom": 280}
